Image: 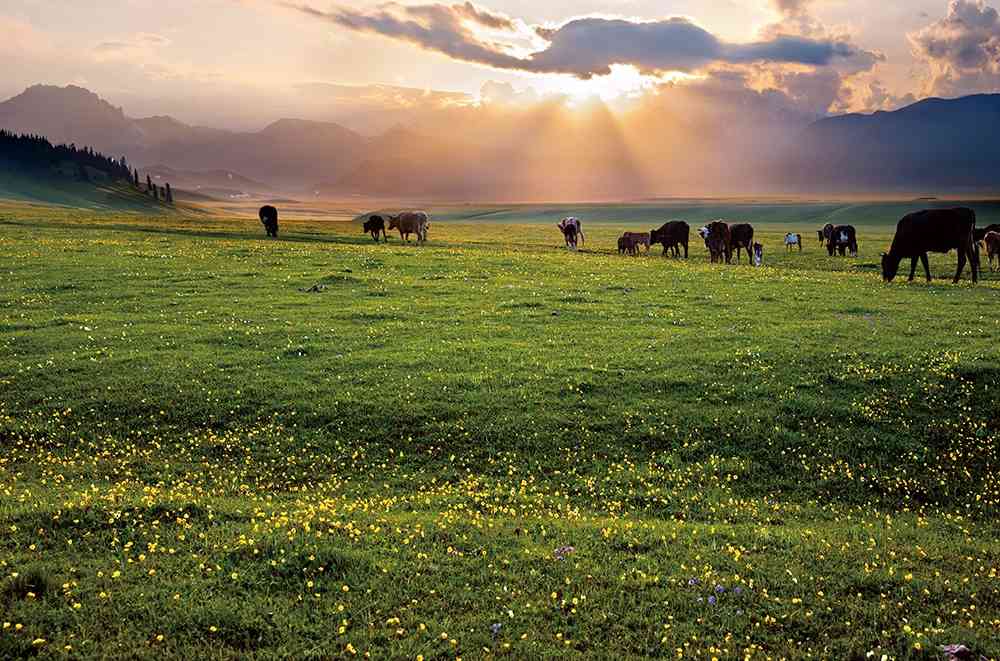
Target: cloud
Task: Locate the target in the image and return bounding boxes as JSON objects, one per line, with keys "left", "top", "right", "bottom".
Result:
{"left": 93, "top": 32, "right": 171, "bottom": 60}
{"left": 284, "top": 2, "right": 868, "bottom": 79}
{"left": 909, "top": 0, "right": 1000, "bottom": 95}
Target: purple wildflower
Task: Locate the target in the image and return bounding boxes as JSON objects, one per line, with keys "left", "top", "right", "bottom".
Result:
{"left": 553, "top": 546, "right": 575, "bottom": 561}
{"left": 708, "top": 595, "right": 717, "bottom": 606}
{"left": 715, "top": 584, "right": 725, "bottom": 594}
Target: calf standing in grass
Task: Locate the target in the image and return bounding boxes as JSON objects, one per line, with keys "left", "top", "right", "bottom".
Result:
{"left": 623, "top": 232, "right": 650, "bottom": 253}
{"left": 983, "top": 231, "right": 1000, "bottom": 271}
{"left": 784, "top": 233, "right": 803, "bottom": 252}
{"left": 882, "top": 207, "right": 978, "bottom": 284}
{"left": 703, "top": 221, "right": 732, "bottom": 264}
{"left": 363, "top": 215, "right": 387, "bottom": 243}
{"left": 650, "top": 221, "right": 689, "bottom": 258}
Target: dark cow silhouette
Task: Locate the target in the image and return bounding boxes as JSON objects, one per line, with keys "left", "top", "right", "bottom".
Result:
{"left": 827, "top": 225, "right": 858, "bottom": 257}
{"left": 818, "top": 224, "right": 834, "bottom": 244}
{"left": 650, "top": 221, "right": 689, "bottom": 258}
{"left": 363, "top": 215, "right": 387, "bottom": 243}
{"left": 729, "top": 223, "right": 754, "bottom": 263}
{"left": 984, "top": 231, "right": 1000, "bottom": 271}
{"left": 704, "top": 221, "right": 732, "bottom": 264}
{"left": 259, "top": 205, "right": 279, "bottom": 238}
{"left": 882, "top": 207, "right": 978, "bottom": 284}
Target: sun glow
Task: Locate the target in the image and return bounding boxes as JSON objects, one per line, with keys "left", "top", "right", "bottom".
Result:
{"left": 539, "top": 66, "right": 701, "bottom": 108}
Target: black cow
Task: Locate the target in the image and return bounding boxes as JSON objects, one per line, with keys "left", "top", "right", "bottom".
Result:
{"left": 827, "top": 225, "right": 858, "bottom": 257}
{"left": 818, "top": 224, "right": 834, "bottom": 244}
{"left": 259, "top": 205, "right": 279, "bottom": 238}
{"left": 650, "top": 221, "right": 690, "bottom": 258}
{"left": 729, "top": 223, "right": 754, "bottom": 263}
{"left": 882, "top": 207, "right": 978, "bottom": 284}
{"left": 364, "top": 215, "right": 387, "bottom": 243}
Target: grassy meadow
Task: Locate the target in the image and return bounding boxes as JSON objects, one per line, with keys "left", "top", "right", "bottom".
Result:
{"left": 1, "top": 200, "right": 999, "bottom": 659}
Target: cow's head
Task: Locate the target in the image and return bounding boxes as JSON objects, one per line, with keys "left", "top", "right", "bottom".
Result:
{"left": 881, "top": 253, "right": 900, "bottom": 282}
{"left": 387, "top": 215, "right": 400, "bottom": 230}
{"left": 698, "top": 226, "right": 710, "bottom": 240}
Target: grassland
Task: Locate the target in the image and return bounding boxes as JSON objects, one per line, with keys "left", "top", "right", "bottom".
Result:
{"left": 1, "top": 200, "right": 999, "bottom": 660}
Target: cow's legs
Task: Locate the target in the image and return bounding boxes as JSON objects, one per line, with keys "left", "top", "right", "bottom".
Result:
{"left": 908, "top": 257, "right": 918, "bottom": 282}
{"left": 954, "top": 248, "right": 967, "bottom": 283}
{"left": 968, "top": 243, "right": 979, "bottom": 283}
{"left": 920, "top": 253, "right": 931, "bottom": 282}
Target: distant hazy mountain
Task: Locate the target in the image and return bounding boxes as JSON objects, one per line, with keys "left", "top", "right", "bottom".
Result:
{"left": 0, "top": 85, "right": 366, "bottom": 189}
{"left": 785, "top": 94, "right": 1000, "bottom": 194}
{"left": 142, "top": 165, "right": 273, "bottom": 198}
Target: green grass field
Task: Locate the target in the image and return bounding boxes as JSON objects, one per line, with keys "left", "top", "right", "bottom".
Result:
{"left": 1, "top": 200, "right": 999, "bottom": 660}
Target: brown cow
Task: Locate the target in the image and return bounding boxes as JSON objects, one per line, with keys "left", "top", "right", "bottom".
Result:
{"left": 650, "top": 221, "right": 689, "bottom": 258}
{"left": 882, "top": 207, "right": 978, "bottom": 284}
{"left": 388, "top": 211, "right": 429, "bottom": 245}
{"left": 618, "top": 235, "right": 637, "bottom": 255}
{"left": 729, "top": 223, "right": 754, "bottom": 263}
{"left": 623, "top": 232, "right": 650, "bottom": 253}
{"left": 984, "top": 231, "right": 1000, "bottom": 271}
{"left": 703, "top": 221, "right": 731, "bottom": 264}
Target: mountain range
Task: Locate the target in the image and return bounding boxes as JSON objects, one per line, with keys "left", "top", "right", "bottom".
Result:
{"left": 2, "top": 84, "right": 999, "bottom": 199}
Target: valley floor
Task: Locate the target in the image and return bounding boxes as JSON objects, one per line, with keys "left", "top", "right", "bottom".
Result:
{"left": 1, "top": 203, "right": 999, "bottom": 659}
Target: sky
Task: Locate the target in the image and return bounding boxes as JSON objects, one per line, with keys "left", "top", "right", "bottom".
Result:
{"left": 2, "top": 0, "right": 1000, "bottom": 131}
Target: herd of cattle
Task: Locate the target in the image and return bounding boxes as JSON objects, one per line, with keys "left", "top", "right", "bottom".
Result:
{"left": 259, "top": 205, "right": 1000, "bottom": 284}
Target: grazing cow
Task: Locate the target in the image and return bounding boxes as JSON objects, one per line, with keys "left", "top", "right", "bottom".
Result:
{"left": 388, "top": 211, "right": 430, "bottom": 245}
{"left": 259, "top": 205, "right": 279, "bottom": 238}
{"left": 558, "top": 217, "right": 584, "bottom": 250}
{"left": 882, "top": 207, "right": 978, "bottom": 284}
{"left": 363, "top": 215, "right": 387, "bottom": 243}
{"left": 623, "top": 232, "right": 651, "bottom": 253}
{"left": 729, "top": 223, "right": 754, "bottom": 263}
{"left": 984, "top": 231, "right": 1000, "bottom": 271}
{"left": 784, "top": 233, "right": 803, "bottom": 252}
{"left": 618, "top": 235, "right": 636, "bottom": 255}
{"left": 703, "top": 221, "right": 732, "bottom": 264}
{"left": 751, "top": 243, "right": 764, "bottom": 267}
{"left": 650, "top": 221, "right": 690, "bottom": 258}
{"left": 827, "top": 225, "right": 858, "bottom": 257}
